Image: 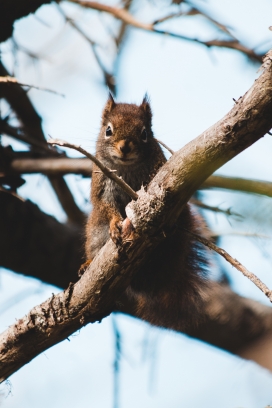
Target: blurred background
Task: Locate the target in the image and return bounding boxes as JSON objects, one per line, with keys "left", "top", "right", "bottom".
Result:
{"left": 1, "top": 0, "right": 272, "bottom": 407}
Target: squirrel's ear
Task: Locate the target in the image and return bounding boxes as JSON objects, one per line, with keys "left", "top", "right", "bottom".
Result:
{"left": 140, "top": 93, "right": 152, "bottom": 124}
{"left": 102, "top": 92, "right": 116, "bottom": 118}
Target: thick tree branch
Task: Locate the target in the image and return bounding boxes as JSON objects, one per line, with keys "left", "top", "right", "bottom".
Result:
{"left": 1, "top": 192, "right": 272, "bottom": 368}
{"left": 0, "top": 192, "right": 83, "bottom": 287}
{"left": 0, "top": 62, "right": 85, "bottom": 225}
{"left": 1, "top": 50, "right": 272, "bottom": 381}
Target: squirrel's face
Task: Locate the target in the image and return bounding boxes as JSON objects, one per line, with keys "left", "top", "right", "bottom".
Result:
{"left": 97, "top": 95, "right": 154, "bottom": 167}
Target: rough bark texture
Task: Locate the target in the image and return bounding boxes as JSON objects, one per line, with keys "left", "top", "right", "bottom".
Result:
{"left": 1, "top": 192, "right": 272, "bottom": 373}
{"left": 1, "top": 51, "right": 272, "bottom": 381}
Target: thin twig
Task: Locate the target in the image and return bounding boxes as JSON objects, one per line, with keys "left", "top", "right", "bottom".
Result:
{"left": 211, "top": 231, "right": 272, "bottom": 239}
{"left": 0, "top": 76, "right": 65, "bottom": 97}
{"left": 155, "top": 138, "right": 175, "bottom": 155}
{"left": 68, "top": 0, "right": 263, "bottom": 63}
{"left": 153, "top": 11, "right": 185, "bottom": 25}
{"left": 56, "top": 5, "right": 115, "bottom": 93}
{"left": 186, "top": 229, "right": 272, "bottom": 302}
{"left": 48, "top": 138, "right": 138, "bottom": 200}
{"left": 190, "top": 198, "right": 242, "bottom": 218}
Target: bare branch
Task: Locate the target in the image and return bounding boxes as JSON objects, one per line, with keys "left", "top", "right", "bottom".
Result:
{"left": 4, "top": 150, "right": 272, "bottom": 201}
{"left": 0, "top": 76, "right": 65, "bottom": 97}
{"left": 153, "top": 11, "right": 185, "bottom": 25}
{"left": 186, "top": 7, "right": 236, "bottom": 39}
{"left": 114, "top": 0, "right": 132, "bottom": 49}
{"left": 211, "top": 231, "right": 272, "bottom": 240}
{"left": 4, "top": 151, "right": 272, "bottom": 201}
{"left": 56, "top": 5, "right": 115, "bottom": 93}
{"left": 0, "top": 62, "right": 85, "bottom": 225}
{"left": 1, "top": 49, "right": 272, "bottom": 381}
{"left": 155, "top": 138, "right": 175, "bottom": 155}
{"left": 68, "top": 0, "right": 263, "bottom": 63}
{"left": 186, "top": 230, "right": 272, "bottom": 302}
{"left": 0, "top": 192, "right": 83, "bottom": 287}
{"left": 2, "top": 193, "right": 272, "bottom": 359}
{"left": 3, "top": 157, "right": 92, "bottom": 176}
{"left": 48, "top": 138, "right": 138, "bottom": 200}
{"left": 190, "top": 198, "right": 242, "bottom": 218}
{"left": 68, "top": 0, "right": 154, "bottom": 30}
{"left": 201, "top": 175, "right": 272, "bottom": 198}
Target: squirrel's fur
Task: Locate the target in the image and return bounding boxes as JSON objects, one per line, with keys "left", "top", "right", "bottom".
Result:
{"left": 85, "top": 95, "right": 208, "bottom": 330}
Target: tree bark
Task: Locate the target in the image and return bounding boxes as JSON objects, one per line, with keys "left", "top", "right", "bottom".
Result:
{"left": 1, "top": 191, "right": 272, "bottom": 363}
{"left": 1, "top": 50, "right": 272, "bottom": 381}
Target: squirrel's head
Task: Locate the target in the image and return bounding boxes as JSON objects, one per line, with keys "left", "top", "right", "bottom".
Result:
{"left": 97, "top": 94, "right": 154, "bottom": 166}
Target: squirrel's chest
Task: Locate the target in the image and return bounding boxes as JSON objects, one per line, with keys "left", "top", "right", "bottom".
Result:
{"left": 102, "top": 169, "right": 149, "bottom": 216}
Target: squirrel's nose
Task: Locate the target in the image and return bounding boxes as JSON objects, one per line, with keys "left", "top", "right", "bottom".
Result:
{"left": 119, "top": 142, "right": 131, "bottom": 154}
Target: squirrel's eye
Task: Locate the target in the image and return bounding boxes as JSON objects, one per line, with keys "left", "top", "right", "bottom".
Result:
{"left": 106, "top": 126, "right": 112, "bottom": 137}
{"left": 141, "top": 128, "right": 147, "bottom": 142}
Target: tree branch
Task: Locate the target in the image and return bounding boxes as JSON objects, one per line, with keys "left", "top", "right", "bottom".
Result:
{"left": 190, "top": 198, "right": 241, "bottom": 218}
{"left": 1, "top": 191, "right": 272, "bottom": 359}
{"left": 186, "top": 230, "right": 272, "bottom": 302}
{"left": 0, "top": 192, "right": 83, "bottom": 287}
{"left": 0, "top": 76, "right": 64, "bottom": 97}
{"left": 3, "top": 150, "right": 272, "bottom": 200}
{"left": 201, "top": 175, "right": 272, "bottom": 198}
{"left": 2, "top": 156, "right": 91, "bottom": 176}
{"left": 69, "top": 0, "right": 264, "bottom": 63}
{"left": 0, "top": 62, "right": 85, "bottom": 225}
{"left": 1, "top": 50, "right": 272, "bottom": 381}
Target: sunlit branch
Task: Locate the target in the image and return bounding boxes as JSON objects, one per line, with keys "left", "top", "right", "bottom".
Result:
{"left": 201, "top": 175, "right": 272, "bottom": 198}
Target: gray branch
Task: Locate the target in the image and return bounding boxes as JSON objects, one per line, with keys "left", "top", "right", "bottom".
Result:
{"left": 1, "top": 50, "right": 272, "bottom": 382}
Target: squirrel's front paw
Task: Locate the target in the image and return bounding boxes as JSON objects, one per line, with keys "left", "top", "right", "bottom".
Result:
{"left": 78, "top": 259, "right": 92, "bottom": 277}
{"left": 109, "top": 216, "right": 123, "bottom": 246}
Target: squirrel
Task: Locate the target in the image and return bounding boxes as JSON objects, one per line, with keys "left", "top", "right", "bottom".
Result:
{"left": 85, "top": 94, "right": 208, "bottom": 330}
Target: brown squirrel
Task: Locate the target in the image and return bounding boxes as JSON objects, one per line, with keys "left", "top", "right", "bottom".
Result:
{"left": 85, "top": 94, "right": 208, "bottom": 330}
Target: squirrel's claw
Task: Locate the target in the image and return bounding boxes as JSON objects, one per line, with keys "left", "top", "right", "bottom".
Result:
{"left": 110, "top": 217, "right": 135, "bottom": 247}
{"left": 110, "top": 216, "right": 123, "bottom": 246}
{"left": 78, "top": 259, "right": 92, "bottom": 277}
